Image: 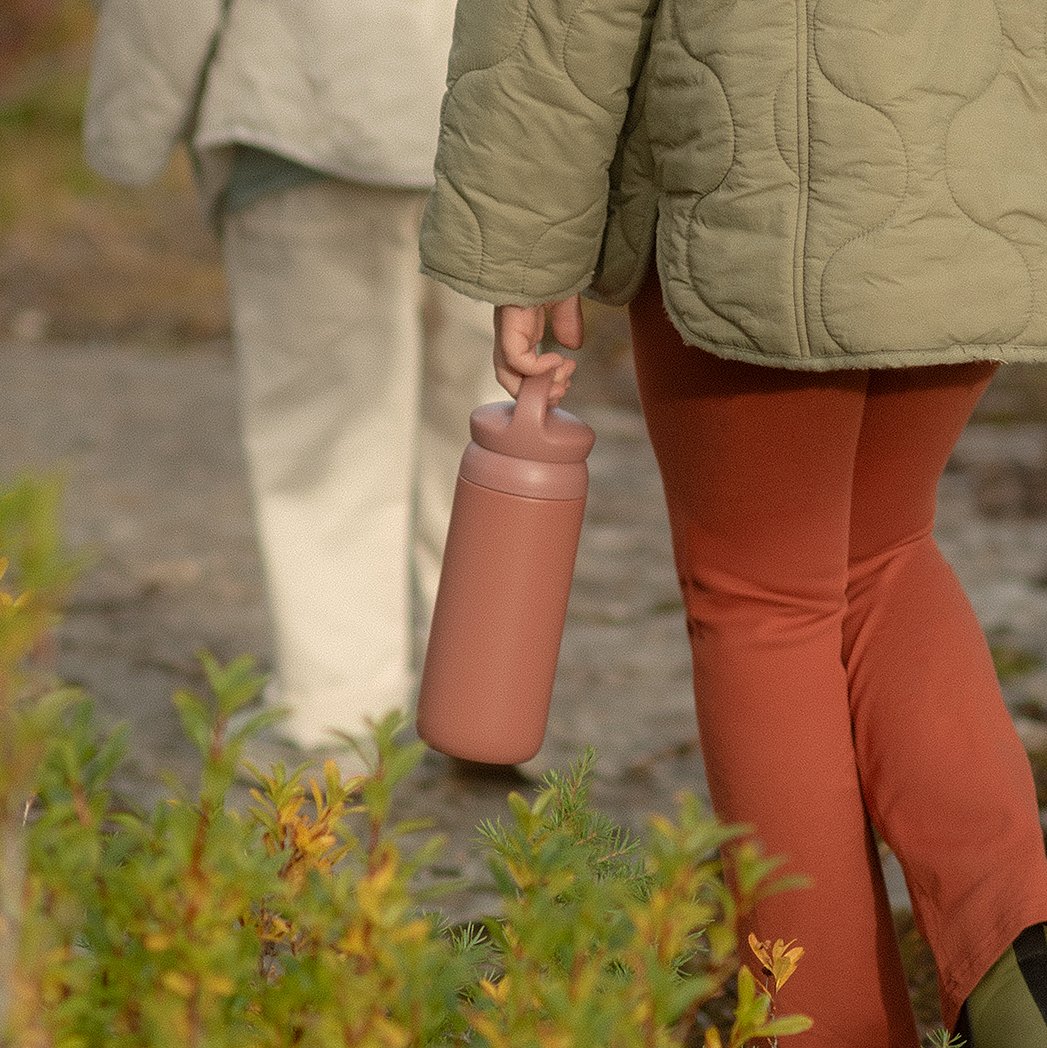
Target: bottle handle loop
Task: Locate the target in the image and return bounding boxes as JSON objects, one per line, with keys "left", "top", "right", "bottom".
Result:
{"left": 511, "top": 370, "right": 554, "bottom": 435}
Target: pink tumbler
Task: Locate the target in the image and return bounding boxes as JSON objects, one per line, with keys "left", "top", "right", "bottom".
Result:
{"left": 417, "top": 371, "right": 596, "bottom": 764}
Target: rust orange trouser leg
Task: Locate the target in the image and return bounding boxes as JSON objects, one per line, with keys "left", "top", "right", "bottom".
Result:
{"left": 629, "top": 270, "right": 1047, "bottom": 1047}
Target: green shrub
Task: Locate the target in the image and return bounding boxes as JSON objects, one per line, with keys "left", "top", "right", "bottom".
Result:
{"left": 8, "top": 681, "right": 811, "bottom": 1047}
{"left": 0, "top": 477, "right": 963, "bottom": 1046}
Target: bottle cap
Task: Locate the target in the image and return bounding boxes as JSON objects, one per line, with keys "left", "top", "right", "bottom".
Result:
{"left": 470, "top": 371, "right": 596, "bottom": 464}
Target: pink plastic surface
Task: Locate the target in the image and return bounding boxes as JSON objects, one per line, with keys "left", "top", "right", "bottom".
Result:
{"left": 417, "top": 479, "right": 587, "bottom": 763}
{"left": 469, "top": 371, "right": 595, "bottom": 464}
{"left": 416, "top": 372, "right": 595, "bottom": 764}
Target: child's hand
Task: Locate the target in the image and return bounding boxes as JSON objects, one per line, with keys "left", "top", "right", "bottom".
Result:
{"left": 494, "top": 294, "right": 584, "bottom": 406}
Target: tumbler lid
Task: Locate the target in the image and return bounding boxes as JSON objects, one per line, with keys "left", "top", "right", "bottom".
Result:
{"left": 470, "top": 371, "right": 595, "bottom": 464}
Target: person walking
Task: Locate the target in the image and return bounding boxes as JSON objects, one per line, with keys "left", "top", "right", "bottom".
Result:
{"left": 82, "top": 0, "right": 502, "bottom": 750}
{"left": 418, "top": 2, "right": 1047, "bottom": 1045}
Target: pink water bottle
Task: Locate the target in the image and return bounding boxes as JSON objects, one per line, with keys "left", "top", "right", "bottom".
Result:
{"left": 417, "top": 371, "right": 596, "bottom": 764}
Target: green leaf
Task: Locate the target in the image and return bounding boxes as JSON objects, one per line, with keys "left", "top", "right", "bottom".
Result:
{"left": 227, "top": 706, "right": 288, "bottom": 749}
{"left": 735, "top": 963, "right": 757, "bottom": 1013}
{"left": 704, "top": 920, "right": 736, "bottom": 964}
{"left": 753, "top": 1013, "right": 814, "bottom": 1037}
{"left": 664, "top": 975, "right": 714, "bottom": 1020}
{"left": 173, "top": 690, "right": 211, "bottom": 755}
{"left": 199, "top": 652, "right": 267, "bottom": 716}
{"left": 733, "top": 843, "right": 788, "bottom": 898}
{"left": 506, "top": 791, "right": 535, "bottom": 833}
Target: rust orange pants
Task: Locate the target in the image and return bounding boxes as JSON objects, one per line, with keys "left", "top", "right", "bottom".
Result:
{"left": 629, "top": 270, "right": 1047, "bottom": 1046}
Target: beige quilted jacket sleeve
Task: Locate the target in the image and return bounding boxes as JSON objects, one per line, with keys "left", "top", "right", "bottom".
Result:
{"left": 83, "top": 0, "right": 224, "bottom": 185}
{"left": 419, "top": 0, "right": 657, "bottom": 306}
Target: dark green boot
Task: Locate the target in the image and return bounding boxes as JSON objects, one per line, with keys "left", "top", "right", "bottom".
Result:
{"left": 956, "top": 924, "right": 1047, "bottom": 1047}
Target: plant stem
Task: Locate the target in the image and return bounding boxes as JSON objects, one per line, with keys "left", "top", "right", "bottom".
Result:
{"left": 0, "top": 809, "right": 25, "bottom": 1036}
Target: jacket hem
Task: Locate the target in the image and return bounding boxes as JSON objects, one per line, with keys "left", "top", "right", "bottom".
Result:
{"left": 673, "top": 336, "right": 1047, "bottom": 372}
{"left": 195, "top": 132, "right": 436, "bottom": 189}
{"left": 585, "top": 271, "right": 650, "bottom": 309}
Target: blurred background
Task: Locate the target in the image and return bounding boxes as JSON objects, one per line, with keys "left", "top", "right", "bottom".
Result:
{"left": 1, "top": 0, "right": 228, "bottom": 346}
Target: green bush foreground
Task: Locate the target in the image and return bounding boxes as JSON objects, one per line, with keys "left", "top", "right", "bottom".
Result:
{"left": 0, "top": 478, "right": 962, "bottom": 1047}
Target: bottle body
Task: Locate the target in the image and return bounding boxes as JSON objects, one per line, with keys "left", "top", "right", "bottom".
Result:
{"left": 417, "top": 472, "right": 587, "bottom": 764}
{"left": 417, "top": 372, "right": 595, "bottom": 765}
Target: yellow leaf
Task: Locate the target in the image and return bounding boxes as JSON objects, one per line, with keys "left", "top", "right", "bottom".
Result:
{"left": 748, "top": 933, "right": 804, "bottom": 992}
{"left": 374, "top": 1017, "right": 410, "bottom": 1048}
{"left": 395, "top": 918, "right": 430, "bottom": 944}
{"left": 371, "top": 855, "right": 398, "bottom": 892}
{"left": 260, "top": 915, "right": 291, "bottom": 942}
{"left": 467, "top": 1012, "right": 511, "bottom": 1048}
{"left": 322, "top": 757, "right": 341, "bottom": 786}
{"left": 339, "top": 925, "right": 368, "bottom": 957}
{"left": 203, "top": 973, "right": 235, "bottom": 996}
{"left": 315, "top": 832, "right": 338, "bottom": 852}
{"left": 143, "top": 932, "right": 173, "bottom": 952}
{"left": 630, "top": 1001, "right": 652, "bottom": 1025}
{"left": 279, "top": 796, "right": 305, "bottom": 822}
{"left": 480, "top": 976, "right": 511, "bottom": 1005}
{"left": 161, "top": 971, "right": 195, "bottom": 998}
{"left": 506, "top": 860, "right": 535, "bottom": 890}
{"left": 748, "top": 932, "right": 770, "bottom": 969}
{"left": 704, "top": 1029, "right": 723, "bottom": 1048}
{"left": 538, "top": 1031, "right": 573, "bottom": 1048}
{"left": 292, "top": 823, "right": 316, "bottom": 851}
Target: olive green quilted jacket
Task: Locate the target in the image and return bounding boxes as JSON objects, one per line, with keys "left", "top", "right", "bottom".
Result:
{"left": 419, "top": 0, "right": 1047, "bottom": 370}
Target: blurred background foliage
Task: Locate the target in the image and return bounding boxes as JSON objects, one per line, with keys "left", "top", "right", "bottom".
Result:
{"left": 0, "top": 0, "right": 230, "bottom": 345}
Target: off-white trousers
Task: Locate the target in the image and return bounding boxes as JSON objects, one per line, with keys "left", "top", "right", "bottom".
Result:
{"left": 222, "top": 180, "right": 501, "bottom": 747}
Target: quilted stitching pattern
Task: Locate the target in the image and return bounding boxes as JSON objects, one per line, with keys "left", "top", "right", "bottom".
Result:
{"left": 420, "top": 0, "right": 1047, "bottom": 369}
{"left": 421, "top": 0, "right": 657, "bottom": 304}
{"left": 811, "top": 0, "right": 1033, "bottom": 359}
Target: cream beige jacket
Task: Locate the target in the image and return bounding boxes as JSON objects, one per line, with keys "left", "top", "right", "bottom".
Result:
{"left": 84, "top": 0, "right": 454, "bottom": 211}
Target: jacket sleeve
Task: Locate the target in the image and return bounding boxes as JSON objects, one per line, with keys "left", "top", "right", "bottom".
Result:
{"left": 419, "top": 0, "right": 658, "bottom": 306}
{"left": 83, "top": 0, "right": 224, "bottom": 185}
